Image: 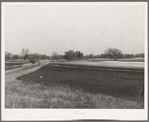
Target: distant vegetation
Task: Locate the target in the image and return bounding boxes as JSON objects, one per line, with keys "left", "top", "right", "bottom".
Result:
{"left": 5, "top": 48, "right": 144, "bottom": 63}
{"left": 6, "top": 48, "right": 50, "bottom": 63}
{"left": 104, "top": 48, "right": 122, "bottom": 60}
{"left": 64, "top": 50, "right": 84, "bottom": 61}
{"left": 5, "top": 51, "right": 12, "bottom": 60}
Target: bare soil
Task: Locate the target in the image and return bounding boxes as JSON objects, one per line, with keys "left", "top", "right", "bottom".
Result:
{"left": 5, "top": 61, "right": 144, "bottom": 108}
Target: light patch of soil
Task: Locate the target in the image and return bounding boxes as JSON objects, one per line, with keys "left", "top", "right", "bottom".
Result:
{"left": 6, "top": 66, "right": 44, "bottom": 82}
{"left": 57, "top": 60, "right": 144, "bottom": 69}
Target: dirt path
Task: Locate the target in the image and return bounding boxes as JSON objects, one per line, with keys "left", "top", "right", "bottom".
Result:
{"left": 5, "top": 61, "right": 50, "bottom": 82}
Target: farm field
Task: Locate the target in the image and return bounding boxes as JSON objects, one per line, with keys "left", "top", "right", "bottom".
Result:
{"left": 5, "top": 59, "right": 48, "bottom": 70}
{"left": 89, "top": 57, "right": 144, "bottom": 62}
{"left": 50, "top": 60, "right": 144, "bottom": 70}
{"left": 5, "top": 62, "right": 25, "bottom": 66}
{"left": 6, "top": 59, "right": 24, "bottom": 62}
{"left": 118, "top": 57, "right": 144, "bottom": 62}
{"left": 89, "top": 58, "right": 112, "bottom": 61}
{"left": 6, "top": 59, "right": 27, "bottom": 65}
{"left": 5, "top": 60, "right": 50, "bottom": 74}
{"left": 5, "top": 62, "right": 144, "bottom": 108}
{"left": 5, "top": 59, "right": 26, "bottom": 70}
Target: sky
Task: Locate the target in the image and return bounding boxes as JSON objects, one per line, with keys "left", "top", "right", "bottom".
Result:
{"left": 4, "top": 3, "right": 146, "bottom": 56}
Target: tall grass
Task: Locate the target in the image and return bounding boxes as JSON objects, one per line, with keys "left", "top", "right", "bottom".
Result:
{"left": 5, "top": 79, "right": 143, "bottom": 108}
{"left": 5, "top": 62, "right": 144, "bottom": 109}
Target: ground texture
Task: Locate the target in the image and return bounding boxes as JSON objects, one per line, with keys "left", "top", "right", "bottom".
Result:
{"left": 5, "top": 62, "right": 144, "bottom": 109}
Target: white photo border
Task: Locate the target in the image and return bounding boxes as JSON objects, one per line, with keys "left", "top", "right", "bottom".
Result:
{"left": 1, "top": 2, "right": 148, "bottom": 121}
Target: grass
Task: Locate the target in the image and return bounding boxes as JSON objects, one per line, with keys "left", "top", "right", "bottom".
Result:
{"left": 6, "top": 59, "right": 30, "bottom": 63}
{"left": 5, "top": 59, "right": 26, "bottom": 70}
{"left": 5, "top": 59, "right": 30, "bottom": 66}
{"left": 5, "top": 63, "right": 24, "bottom": 70}
{"left": 5, "top": 59, "right": 40, "bottom": 70}
{"left": 5, "top": 62, "right": 24, "bottom": 66}
{"left": 5, "top": 80, "right": 143, "bottom": 108}
{"left": 6, "top": 59, "right": 24, "bottom": 62}
{"left": 5, "top": 63, "right": 144, "bottom": 108}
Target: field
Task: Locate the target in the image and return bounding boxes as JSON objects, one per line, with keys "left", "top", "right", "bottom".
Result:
{"left": 50, "top": 60, "right": 144, "bottom": 71}
{"left": 5, "top": 62, "right": 24, "bottom": 66}
{"left": 5, "top": 59, "right": 25, "bottom": 70}
{"left": 6, "top": 60, "right": 25, "bottom": 66}
{"left": 118, "top": 57, "right": 144, "bottom": 62}
{"left": 5, "top": 61, "right": 144, "bottom": 109}
{"left": 5, "top": 59, "right": 36, "bottom": 70}
{"left": 89, "top": 57, "right": 144, "bottom": 62}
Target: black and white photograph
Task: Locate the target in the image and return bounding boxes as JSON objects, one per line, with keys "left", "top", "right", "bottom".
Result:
{"left": 2, "top": 2, "right": 148, "bottom": 121}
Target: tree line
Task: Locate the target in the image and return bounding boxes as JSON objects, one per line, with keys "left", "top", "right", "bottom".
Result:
{"left": 5, "top": 48, "right": 50, "bottom": 63}
{"left": 5, "top": 48, "right": 144, "bottom": 62}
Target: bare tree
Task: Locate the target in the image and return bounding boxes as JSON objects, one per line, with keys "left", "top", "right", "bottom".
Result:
{"left": 21, "top": 48, "right": 29, "bottom": 61}
{"left": 52, "top": 51, "right": 58, "bottom": 60}
{"left": 105, "top": 48, "right": 122, "bottom": 60}
{"left": 5, "top": 51, "right": 12, "bottom": 60}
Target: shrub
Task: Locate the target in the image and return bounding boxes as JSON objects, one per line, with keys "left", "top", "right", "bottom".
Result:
{"left": 29, "top": 54, "right": 39, "bottom": 64}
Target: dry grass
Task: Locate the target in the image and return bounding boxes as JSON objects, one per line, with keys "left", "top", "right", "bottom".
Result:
{"left": 5, "top": 64, "right": 144, "bottom": 109}
{"left": 5, "top": 80, "right": 143, "bottom": 108}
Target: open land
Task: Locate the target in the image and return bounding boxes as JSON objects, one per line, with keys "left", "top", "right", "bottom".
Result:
{"left": 89, "top": 57, "right": 144, "bottom": 62}
{"left": 51, "top": 60, "right": 144, "bottom": 71}
{"left": 5, "top": 59, "right": 30, "bottom": 70}
{"left": 5, "top": 59, "right": 144, "bottom": 109}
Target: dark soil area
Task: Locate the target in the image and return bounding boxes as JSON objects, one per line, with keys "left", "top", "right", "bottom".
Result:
{"left": 5, "top": 62, "right": 24, "bottom": 66}
{"left": 17, "top": 64, "right": 144, "bottom": 102}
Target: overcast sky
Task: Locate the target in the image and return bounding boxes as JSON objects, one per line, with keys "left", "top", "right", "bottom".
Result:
{"left": 4, "top": 3, "right": 146, "bottom": 56}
